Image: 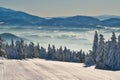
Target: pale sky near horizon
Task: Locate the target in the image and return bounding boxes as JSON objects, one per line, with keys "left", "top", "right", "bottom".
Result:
{"left": 0, "top": 0, "right": 120, "bottom": 17}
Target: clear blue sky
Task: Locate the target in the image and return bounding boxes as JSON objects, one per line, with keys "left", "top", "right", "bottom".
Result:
{"left": 0, "top": 0, "right": 119, "bottom": 17}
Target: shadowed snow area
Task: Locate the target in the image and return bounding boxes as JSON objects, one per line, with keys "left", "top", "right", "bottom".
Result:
{"left": 0, "top": 59, "right": 120, "bottom": 80}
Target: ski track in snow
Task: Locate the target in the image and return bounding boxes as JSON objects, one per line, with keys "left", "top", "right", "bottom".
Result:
{"left": 0, "top": 59, "right": 120, "bottom": 80}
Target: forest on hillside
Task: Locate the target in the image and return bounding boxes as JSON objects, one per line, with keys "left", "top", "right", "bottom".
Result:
{"left": 0, "top": 31, "right": 120, "bottom": 70}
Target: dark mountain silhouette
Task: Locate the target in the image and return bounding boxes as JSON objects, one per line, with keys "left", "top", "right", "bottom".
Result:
{"left": 94, "top": 15, "right": 120, "bottom": 20}
{"left": 0, "top": 7, "right": 120, "bottom": 27}
{"left": 102, "top": 18, "right": 120, "bottom": 27}
{"left": 0, "top": 33, "right": 25, "bottom": 41}
{"left": 0, "top": 7, "right": 46, "bottom": 26}
{"left": 40, "top": 16, "right": 100, "bottom": 27}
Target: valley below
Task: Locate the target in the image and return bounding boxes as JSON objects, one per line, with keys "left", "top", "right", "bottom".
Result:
{"left": 1, "top": 26, "right": 120, "bottom": 51}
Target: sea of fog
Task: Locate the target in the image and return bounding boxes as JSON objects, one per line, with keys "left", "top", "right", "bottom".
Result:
{"left": 0, "top": 26, "right": 120, "bottom": 52}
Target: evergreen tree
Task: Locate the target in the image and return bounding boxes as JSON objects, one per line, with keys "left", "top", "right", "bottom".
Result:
{"left": 0, "top": 36, "right": 6, "bottom": 58}
{"left": 85, "top": 50, "right": 94, "bottom": 66}
{"left": 59, "top": 46, "right": 63, "bottom": 61}
{"left": 82, "top": 51, "right": 85, "bottom": 63}
{"left": 39, "top": 46, "right": 47, "bottom": 58}
{"left": 47, "top": 44, "right": 52, "bottom": 59}
{"left": 107, "top": 32, "right": 117, "bottom": 70}
{"left": 78, "top": 50, "right": 83, "bottom": 63}
{"left": 28, "top": 42, "right": 35, "bottom": 58}
{"left": 34, "top": 43, "right": 40, "bottom": 58}
{"left": 15, "top": 41, "right": 21, "bottom": 59}
{"left": 94, "top": 32, "right": 120, "bottom": 70}
{"left": 20, "top": 39, "right": 25, "bottom": 59}
{"left": 64, "top": 48, "right": 72, "bottom": 62}
{"left": 115, "top": 35, "right": 120, "bottom": 70}
{"left": 96, "top": 34, "right": 106, "bottom": 69}
{"left": 92, "top": 31, "right": 98, "bottom": 61}
{"left": 63, "top": 47, "right": 67, "bottom": 61}
{"left": 85, "top": 31, "right": 98, "bottom": 66}
{"left": 51, "top": 45, "right": 56, "bottom": 60}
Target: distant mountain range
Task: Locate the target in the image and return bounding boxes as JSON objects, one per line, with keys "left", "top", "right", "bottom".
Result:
{"left": 0, "top": 7, "right": 120, "bottom": 27}
{"left": 94, "top": 15, "right": 120, "bottom": 20}
{"left": 0, "top": 7, "right": 45, "bottom": 26}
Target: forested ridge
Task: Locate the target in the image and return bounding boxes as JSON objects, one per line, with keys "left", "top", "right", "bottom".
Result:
{"left": 0, "top": 31, "right": 120, "bottom": 70}
{"left": 0, "top": 37, "right": 85, "bottom": 63}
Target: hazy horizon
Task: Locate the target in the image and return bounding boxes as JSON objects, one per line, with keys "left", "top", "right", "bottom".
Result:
{"left": 0, "top": 0, "right": 120, "bottom": 17}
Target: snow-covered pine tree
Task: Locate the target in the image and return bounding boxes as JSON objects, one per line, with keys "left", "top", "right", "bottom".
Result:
{"left": 63, "top": 47, "right": 67, "bottom": 61}
{"left": 58, "top": 46, "right": 63, "bottom": 61}
{"left": 85, "top": 31, "right": 98, "bottom": 66}
{"left": 95, "top": 32, "right": 120, "bottom": 70}
{"left": 20, "top": 39, "right": 26, "bottom": 59}
{"left": 6, "top": 39, "right": 14, "bottom": 59}
{"left": 39, "top": 46, "right": 47, "bottom": 58}
{"left": 24, "top": 43, "right": 29, "bottom": 58}
{"left": 51, "top": 45, "right": 56, "bottom": 60}
{"left": 95, "top": 34, "right": 106, "bottom": 69}
{"left": 55, "top": 46, "right": 65, "bottom": 61}
{"left": 103, "top": 32, "right": 117, "bottom": 70}
{"left": 92, "top": 31, "right": 99, "bottom": 62}
{"left": 115, "top": 35, "right": 120, "bottom": 70}
{"left": 14, "top": 40, "right": 21, "bottom": 59}
{"left": 11, "top": 39, "right": 14, "bottom": 48}
{"left": 28, "top": 42, "right": 35, "bottom": 58}
{"left": 84, "top": 50, "right": 94, "bottom": 66}
{"left": 67, "top": 49, "right": 71, "bottom": 62}
{"left": 77, "top": 50, "right": 83, "bottom": 63}
{"left": 34, "top": 43, "right": 40, "bottom": 58}
{"left": 47, "top": 44, "right": 52, "bottom": 59}
{"left": 0, "top": 36, "right": 6, "bottom": 58}
{"left": 82, "top": 51, "right": 85, "bottom": 63}
{"left": 70, "top": 51, "right": 74, "bottom": 62}
{"left": 72, "top": 51, "right": 79, "bottom": 62}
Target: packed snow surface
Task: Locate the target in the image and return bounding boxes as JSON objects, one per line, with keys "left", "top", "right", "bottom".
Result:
{"left": 0, "top": 59, "right": 120, "bottom": 80}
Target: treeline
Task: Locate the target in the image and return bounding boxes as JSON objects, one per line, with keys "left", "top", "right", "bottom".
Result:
{"left": 1, "top": 31, "right": 120, "bottom": 70}
{"left": 0, "top": 38, "right": 85, "bottom": 63}
{"left": 85, "top": 31, "right": 120, "bottom": 70}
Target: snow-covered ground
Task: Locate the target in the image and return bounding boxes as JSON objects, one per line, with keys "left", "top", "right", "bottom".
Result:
{"left": 0, "top": 59, "right": 120, "bottom": 80}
